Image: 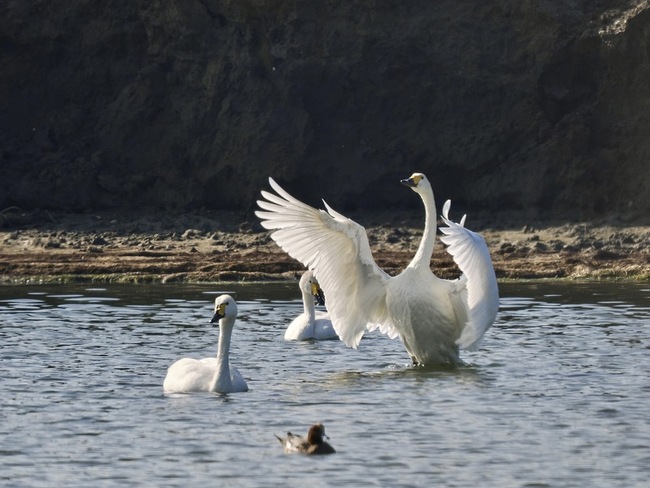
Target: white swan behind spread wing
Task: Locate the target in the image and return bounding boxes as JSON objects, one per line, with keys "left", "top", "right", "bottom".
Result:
{"left": 163, "top": 294, "right": 248, "bottom": 393}
{"left": 285, "top": 271, "right": 338, "bottom": 341}
{"left": 255, "top": 173, "right": 499, "bottom": 365}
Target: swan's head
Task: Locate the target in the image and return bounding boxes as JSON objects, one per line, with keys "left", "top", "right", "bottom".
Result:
{"left": 307, "top": 423, "right": 329, "bottom": 445}
{"left": 400, "top": 173, "right": 431, "bottom": 193}
{"left": 300, "top": 271, "right": 325, "bottom": 306}
{"left": 210, "top": 294, "right": 238, "bottom": 325}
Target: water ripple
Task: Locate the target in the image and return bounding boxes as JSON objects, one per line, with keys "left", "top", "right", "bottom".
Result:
{"left": 0, "top": 282, "right": 648, "bottom": 487}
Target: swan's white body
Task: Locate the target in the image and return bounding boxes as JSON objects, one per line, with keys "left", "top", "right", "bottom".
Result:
{"left": 285, "top": 271, "right": 338, "bottom": 341}
{"left": 163, "top": 294, "right": 248, "bottom": 393}
{"left": 256, "top": 173, "right": 499, "bottom": 366}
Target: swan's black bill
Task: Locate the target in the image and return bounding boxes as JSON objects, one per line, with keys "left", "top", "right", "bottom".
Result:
{"left": 401, "top": 178, "right": 416, "bottom": 188}
{"left": 314, "top": 288, "right": 325, "bottom": 307}
{"left": 210, "top": 311, "right": 224, "bottom": 324}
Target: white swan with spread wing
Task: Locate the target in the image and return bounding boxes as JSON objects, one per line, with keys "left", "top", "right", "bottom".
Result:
{"left": 255, "top": 173, "right": 499, "bottom": 366}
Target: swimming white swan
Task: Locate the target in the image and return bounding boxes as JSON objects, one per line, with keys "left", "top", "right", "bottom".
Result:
{"left": 284, "top": 271, "right": 338, "bottom": 341}
{"left": 255, "top": 173, "right": 499, "bottom": 366}
{"left": 163, "top": 294, "right": 248, "bottom": 393}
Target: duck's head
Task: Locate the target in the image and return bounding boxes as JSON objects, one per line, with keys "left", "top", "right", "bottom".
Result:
{"left": 300, "top": 271, "right": 325, "bottom": 306}
{"left": 210, "top": 294, "right": 238, "bottom": 325}
{"left": 307, "top": 423, "right": 328, "bottom": 445}
{"left": 400, "top": 173, "right": 430, "bottom": 193}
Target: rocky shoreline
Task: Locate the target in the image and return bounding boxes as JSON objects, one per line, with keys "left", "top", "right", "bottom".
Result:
{"left": 0, "top": 209, "right": 648, "bottom": 284}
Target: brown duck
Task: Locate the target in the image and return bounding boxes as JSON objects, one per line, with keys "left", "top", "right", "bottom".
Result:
{"left": 275, "top": 423, "right": 336, "bottom": 455}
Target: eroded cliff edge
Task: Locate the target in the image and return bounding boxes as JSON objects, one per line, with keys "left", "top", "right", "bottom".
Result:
{"left": 1, "top": 1, "right": 649, "bottom": 222}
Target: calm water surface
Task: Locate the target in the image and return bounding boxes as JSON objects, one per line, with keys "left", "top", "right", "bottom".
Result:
{"left": 1, "top": 281, "right": 649, "bottom": 487}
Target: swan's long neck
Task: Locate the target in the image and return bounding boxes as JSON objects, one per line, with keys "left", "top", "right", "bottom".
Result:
{"left": 408, "top": 185, "right": 437, "bottom": 270}
{"left": 210, "top": 319, "right": 234, "bottom": 392}
{"left": 302, "top": 289, "right": 316, "bottom": 333}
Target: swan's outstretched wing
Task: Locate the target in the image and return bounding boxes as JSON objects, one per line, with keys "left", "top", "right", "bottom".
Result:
{"left": 439, "top": 200, "right": 499, "bottom": 350}
{"left": 256, "top": 178, "right": 392, "bottom": 347}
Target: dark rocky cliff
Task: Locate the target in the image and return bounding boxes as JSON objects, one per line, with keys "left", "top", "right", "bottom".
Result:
{"left": 1, "top": 0, "right": 648, "bottom": 221}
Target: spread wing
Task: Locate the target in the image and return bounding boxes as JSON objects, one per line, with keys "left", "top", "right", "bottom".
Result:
{"left": 439, "top": 200, "right": 499, "bottom": 350}
{"left": 255, "top": 177, "right": 393, "bottom": 348}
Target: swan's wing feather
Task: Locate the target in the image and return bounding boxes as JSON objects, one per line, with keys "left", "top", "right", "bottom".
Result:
{"left": 163, "top": 358, "right": 213, "bottom": 392}
{"left": 255, "top": 178, "right": 392, "bottom": 347}
{"left": 366, "top": 321, "right": 401, "bottom": 339}
{"left": 230, "top": 366, "right": 249, "bottom": 392}
{"left": 313, "top": 315, "right": 339, "bottom": 340}
{"left": 285, "top": 314, "right": 310, "bottom": 341}
{"left": 439, "top": 200, "right": 499, "bottom": 350}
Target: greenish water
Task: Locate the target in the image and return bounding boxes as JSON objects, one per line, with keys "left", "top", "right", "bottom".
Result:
{"left": 1, "top": 282, "right": 649, "bottom": 487}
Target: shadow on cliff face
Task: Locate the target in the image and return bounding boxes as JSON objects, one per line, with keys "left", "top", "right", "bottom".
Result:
{"left": 0, "top": 0, "right": 648, "bottom": 222}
